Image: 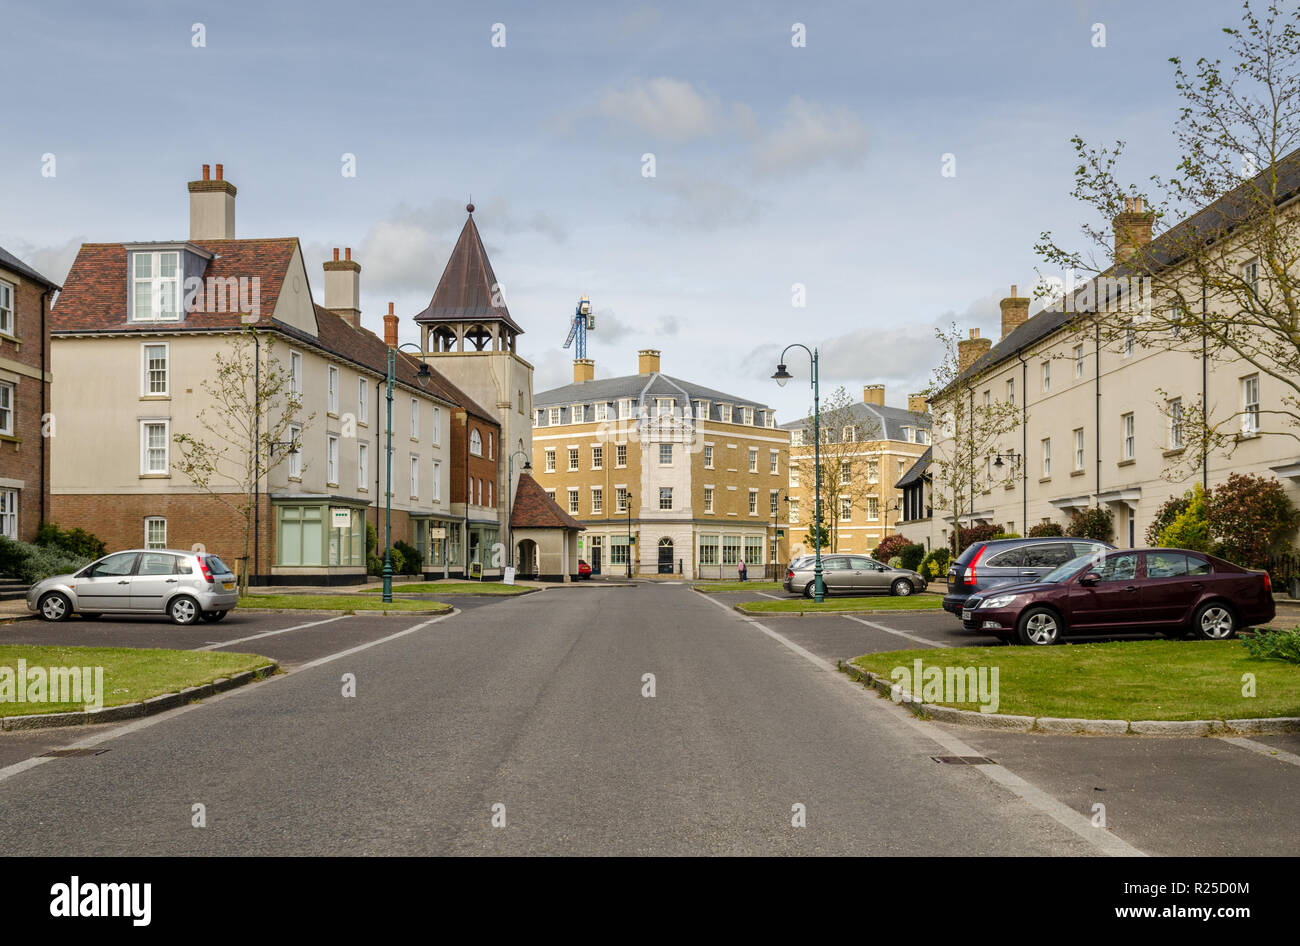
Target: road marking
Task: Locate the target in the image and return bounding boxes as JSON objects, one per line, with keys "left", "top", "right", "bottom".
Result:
{"left": 195, "top": 614, "right": 351, "bottom": 651}
{"left": 843, "top": 615, "right": 942, "bottom": 648}
{"left": 696, "top": 592, "right": 1145, "bottom": 857}
{"left": 1223, "top": 736, "right": 1300, "bottom": 768}
{"left": 756, "top": 592, "right": 782, "bottom": 599}
{"left": 0, "top": 610, "right": 458, "bottom": 786}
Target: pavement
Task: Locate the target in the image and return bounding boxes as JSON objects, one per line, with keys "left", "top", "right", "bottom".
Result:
{"left": 0, "top": 582, "right": 1295, "bottom": 855}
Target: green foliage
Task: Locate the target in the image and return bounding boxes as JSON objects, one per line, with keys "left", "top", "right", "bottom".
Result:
{"left": 388, "top": 547, "right": 407, "bottom": 576}
{"left": 393, "top": 540, "right": 422, "bottom": 572}
{"left": 0, "top": 537, "right": 92, "bottom": 584}
{"left": 366, "top": 522, "right": 378, "bottom": 556}
{"left": 1147, "top": 491, "right": 1191, "bottom": 546}
{"left": 366, "top": 554, "right": 383, "bottom": 577}
{"left": 871, "top": 533, "right": 912, "bottom": 563}
{"left": 1067, "top": 506, "right": 1114, "bottom": 543}
{"left": 804, "top": 523, "right": 830, "bottom": 550}
{"left": 899, "top": 542, "right": 926, "bottom": 572}
{"left": 1027, "top": 521, "right": 1065, "bottom": 538}
{"left": 920, "top": 546, "right": 952, "bottom": 580}
{"left": 1205, "top": 473, "right": 1300, "bottom": 568}
{"left": 35, "top": 523, "right": 107, "bottom": 559}
{"left": 1240, "top": 628, "right": 1300, "bottom": 665}
{"left": 1157, "top": 484, "right": 1215, "bottom": 553}
{"left": 949, "top": 523, "right": 1005, "bottom": 555}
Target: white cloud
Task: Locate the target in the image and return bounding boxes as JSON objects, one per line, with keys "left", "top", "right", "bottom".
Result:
{"left": 595, "top": 77, "right": 727, "bottom": 141}
{"left": 750, "top": 97, "right": 870, "bottom": 176}
{"left": 3, "top": 237, "right": 85, "bottom": 288}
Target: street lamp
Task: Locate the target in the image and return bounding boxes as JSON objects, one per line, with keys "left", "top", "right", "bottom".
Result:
{"left": 770, "top": 489, "right": 785, "bottom": 580}
{"left": 773, "top": 346, "right": 825, "bottom": 602}
{"left": 383, "top": 341, "right": 431, "bottom": 603}
{"left": 625, "top": 489, "right": 634, "bottom": 579}
{"left": 992, "top": 450, "right": 1019, "bottom": 468}
{"left": 506, "top": 449, "right": 530, "bottom": 575}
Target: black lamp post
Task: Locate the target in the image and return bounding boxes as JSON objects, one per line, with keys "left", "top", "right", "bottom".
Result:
{"left": 773, "top": 346, "right": 824, "bottom": 602}
{"left": 625, "top": 489, "right": 633, "bottom": 579}
{"left": 383, "top": 342, "right": 431, "bottom": 603}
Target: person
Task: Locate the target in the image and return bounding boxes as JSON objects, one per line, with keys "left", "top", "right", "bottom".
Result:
{"left": 738, "top": 559, "right": 747, "bottom": 582}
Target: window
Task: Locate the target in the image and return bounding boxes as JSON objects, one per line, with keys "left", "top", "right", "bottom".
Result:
{"left": 130, "top": 250, "right": 181, "bottom": 321}
{"left": 0, "top": 382, "right": 12, "bottom": 436}
{"left": 592, "top": 488, "right": 603, "bottom": 514}
{"left": 410, "top": 456, "right": 419, "bottom": 498}
{"left": 409, "top": 398, "right": 419, "bottom": 438}
{"left": 546, "top": 488, "right": 556, "bottom": 502}
{"left": 765, "top": 412, "right": 776, "bottom": 428}
{"left": 432, "top": 460, "right": 441, "bottom": 501}
{"left": 916, "top": 429, "right": 928, "bottom": 444}
{"left": 770, "top": 491, "right": 779, "bottom": 515}
{"left": 659, "top": 443, "right": 673, "bottom": 465}
{"left": 659, "top": 487, "right": 673, "bottom": 510}
{"left": 617, "top": 487, "right": 629, "bottom": 513}
{"left": 694, "top": 400, "right": 708, "bottom": 419}
{"left": 618, "top": 399, "right": 634, "bottom": 419}
{"left": 358, "top": 378, "right": 369, "bottom": 421}
{"left": 842, "top": 425, "right": 855, "bottom": 443}
{"left": 748, "top": 448, "right": 758, "bottom": 472}
{"left": 616, "top": 443, "right": 627, "bottom": 467}
{"left": 788, "top": 498, "right": 800, "bottom": 523}
{"left": 983, "top": 390, "right": 991, "bottom": 408}
{"left": 790, "top": 465, "right": 799, "bottom": 487}
{"left": 704, "top": 445, "right": 714, "bottom": 468}
{"left": 744, "top": 535, "right": 763, "bottom": 565}
{"left": 358, "top": 441, "right": 368, "bottom": 487}
{"left": 144, "top": 517, "right": 166, "bottom": 549}
{"left": 902, "top": 427, "right": 913, "bottom": 443}
{"left": 432, "top": 406, "right": 440, "bottom": 445}
{"left": 326, "top": 435, "right": 339, "bottom": 484}
{"left": 1041, "top": 361, "right": 1051, "bottom": 393}
{"left": 1074, "top": 344, "right": 1085, "bottom": 379}
{"left": 867, "top": 497, "right": 879, "bottom": 521}
{"left": 0, "top": 489, "right": 16, "bottom": 539}
{"left": 790, "top": 430, "right": 803, "bottom": 447}
{"left": 1073, "top": 428, "right": 1084, "bottom": 472}
{"left": 866, "top": 459, "right": 879, "bottom": 484}
{"left": 572, "top": 404, "right": 586, "bottom": 423}
{"left": 592, "top": 445, "right": 603, "bottom": 469}
{"left": 549, "top": 407, "right": 562, "bottom": 426}
{"left": 569, "top": 447, "right": 580, "bottom": 471}
{"left": 1121, "top": 413, "right": 1135, "bottom": 461}
{"left": 142, "top": 343, "right": 168, "bottom": 395}
{"left": 288, "top": 423, "right": 303, "bottom": 478}
{"left": 595, "top": 402, "right": 609, "bottom": 422}
{"left": 289, "top": 350, "right": 303, "bottom": 396}
{"left": 748, "top": 489, "right": 758, "bottom": 515}
{"left": 840, "top": 460, "right": 851, "bottom": 485}
{"left": 741, "top": 407, "right": 753, "bottom": 426}
{"left": 470, "top": 429, "right": 483, "bottom": 456}
{"left": 720, "top": 404, "right": 733, "bottom": 423}
{"left": 277, "top": 505, "right": 325, "bottom": 567}
{"left": 1123, "top": 326, "right": 1135, "bottom": 357}
{"left": 0, "top": 279, "right": 12, "bottom": 335}
{"left": 656, "top": 398, "right": 673, "bottom": 417}
{"left": 610, "top": 535, "right": 629, "bottom": 565}
{"left": 141, "top": 420, "right": 169, "bottom": 474}
{"left": 769, "top": 450, "right": 779, "bottom": 474}
{"left": 545, "top": 448, "right": 556, "bottom": 472}
{"left": 568, "top": 488, "right": 580, "bottom": 514}
{"left": 1242, "top": 374, "right": 1260, "bottom": 434}
{"left": 327, "top": 366, "right": 339, "bottom": 414}
{"left": 703, "top": 487, "right": 714, "bottom": 513}
{"left": 1168, "top": 398, "right": 1183, "bottom": 449}
{"left": 1006, "top": 378, "right": 1015, "bottom": 406}
{"left": 534, "top": 410, "right": 543, "bottom": 428}
{"left": 840, "top": 497, "right": 851, "bottom": 521}
{"left": 1243, "top": 258, "right": 1260, "bottom": 296}
{"left": 721, "top": 535, "right": 741, "bottom": 565}
{"left": 1041, "top": 437, "right": 1051, "bottom": 477}
{"left": 699, "top": 535, "right": 718, "bottom": 565}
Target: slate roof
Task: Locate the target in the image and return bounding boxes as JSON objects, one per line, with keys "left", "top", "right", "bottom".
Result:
{"left": 535, "top": 371, "right": 774, "bottom": 425}
{"left": 0, "top": 245, "right": 60, "bottom": 289}
{"left": 779, "top": 400, "right": 930, "bottom": 443}
{"left": 413, "top": 208, "right": 523, "bottom": 333}
{"left": 895, "top": 447, "right": 932, "bottom": 489}
{"left": 510, "top": 473, "right": 585, "bottom": 530}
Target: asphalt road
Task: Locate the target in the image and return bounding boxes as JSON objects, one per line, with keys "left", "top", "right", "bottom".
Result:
{"left": 0, "top": 583, "right": 1294, "bottom": 855}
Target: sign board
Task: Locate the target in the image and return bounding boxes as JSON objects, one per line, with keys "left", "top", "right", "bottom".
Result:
{"left": 628, "top": 536, "right": 636, "bottom": 545}
{"left": 429, "top": 527, "right": 447, "bottom": 540}
{"left": 331, "top": 508, "right": 351, "bottom": 528}
{"left": 777, "top": 529, "right": 785, "bottom": 538}
{"left": 503, "top": 566, "right": 515, "bottom": 585}
{"left": 470, "top": 561, "right": 483, "bottom": 580}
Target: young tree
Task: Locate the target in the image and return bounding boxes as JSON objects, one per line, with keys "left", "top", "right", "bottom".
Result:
{"left": 924, "top": 325, "right": 1022, "bottom": 555}
{"left": 1037, "top": 1, "right": 1300, "bottom": 476}
{"left": 173, "top": 328, "right": 314, "bottom": 592}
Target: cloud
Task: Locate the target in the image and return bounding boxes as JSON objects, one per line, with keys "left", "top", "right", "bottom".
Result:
{"left": 594, "top": 77, "right": 731, "bottom": 141}
{"left": 639, "top": 171, "right": 762, "bottom": 230}
{"left": 750, "top": 97, "right": 870, "bottom": 176}
{"left": 2, "top": 237, "right": 85, "bottom": 288}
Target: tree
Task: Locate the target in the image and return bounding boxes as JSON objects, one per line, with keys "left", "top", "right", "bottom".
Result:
{"left": 1205, "top": 472, "right": 1300, "bottom": 565}
{"left": 872, "top": 533, "right": 913, "bottom": 563}
{"left": 1157, "top": 484, "right": 1215, "bottom": 552}
{"left": 925, "top": 325, "right": 1022, "bottom": 554}
{"left": 794, "top": 386, "right": 886, "bottom": 552}
{"left": 1068, "top": 506, "right": 1115, "bottom": 543}
{"left": 1027, "top": 521, "right": 1065, "bottom": 537}
{"left": 804, "top": 523, "right": 830, "bottom": 551}
{"left": 1036, "top": 2, "right": 1300, "bottom": 477}
{"left": 173, "top": 328, "right": 314, "bottom": 592}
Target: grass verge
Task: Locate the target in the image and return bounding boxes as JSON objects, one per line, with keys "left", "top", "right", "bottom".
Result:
{"left": 0, "top": 644, "right": 271, "bottom": 716}
{"left": 850, "top": 638, "right": 1300, "bottom": 721}
{"left": 692, "top": 581, "right": 784, "bottom": 593}
{"left": 362, "top": 582, "right": 528, "bottom": 595}
{"left": 239, "top": 595, "right": 452, "bottom": 613}
{"left": 739, "top": 595, "right": 943, "bottom": 614}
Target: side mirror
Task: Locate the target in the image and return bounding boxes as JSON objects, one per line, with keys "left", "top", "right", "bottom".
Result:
{"left": 1079, "top": 572, "right": 1101, "bottom": 586}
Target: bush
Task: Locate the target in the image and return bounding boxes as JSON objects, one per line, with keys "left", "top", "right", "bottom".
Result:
{"left": 1158, "top": 484, "right": 1214, "bottom": 553}
{"left": 1068, "top": 506, "right": 1114, "bottom": 543}
{"left": 888, "top": 556, "right": 902, "bottom": 568}
{"left": 0, "top": 537, "right": 92, "bottom": 584}
{"left": 388, "top": 547, "right": 407, "bottom": 576}
{"left": 949, "top": 523, "right": 1005, "bottom": 555}
{"left": 393, "top": 540, "right": 422, "bottom": 572}
{"left": 34, "top": 522, "right": 107, "bottom": 559}
{"left": 920, "top": 547, "right": 952, "bottom": 580}
{"left": 899, "top": 542, "right": 926, "bottom": 572}
{"left": 1027, "top": 521, "right": 1064, "bottom": 538}
{"left": 872, "top": 533, "right": 912, "bottom": 563}
{"left": 366, "top": 522, "right": 378, "bottom": 557}
{"left": 1146, "top": 492, "right": 1191, "bottom": 546}
{"left": 367, "top": 554, "right": 383, "bottom": 577}
{"left": 1240, "top": 627, "right": 1300, "bottom": 665}
{"left": 1206, "top": 473, "right": 1300, "bottom": 568}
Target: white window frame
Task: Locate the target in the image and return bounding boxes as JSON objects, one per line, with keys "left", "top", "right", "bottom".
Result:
{"left": 1243, "top": 258, "right": 1260, "bottom": 296}
{"left": 358, "top": 377, "right": 369, "bottom": 423}
{"left": 1073, "top": 427, "right": 1084, "bottom": 472}
{"left": 748, "top": 489, "right": 758, "bottom": 515}
{"left": 568, "top": 488, "right": 580, "bottom": 515}
{"left": 1123, "top": 326, "right": 1135, "bottom": 358}
{"left": 591, "top": 487, "right": 603, "bottom": 515}
{"left": 790, "top": 430, "right": 803, "bottom": 447}
{"left": 616, "top": 443, "right": 627, "bottom": 468}
{"left": 0, "top": 488, "right": 17, "bottom": 539}
{"left": 130, "top": 250, "right": 182, "bottom": 322}
{"left": 357, "top": 440, "right": 368, "bottom": 488}
{"left": 703, "top": 444, "right": 714, "bottom": 468}
{"left": 769, "top": 450, "right": 779, "bottom": 474}
{"left": 549, "top": 407, "right": 562, "bottom": 426}
{"left": 616, "top": 487, "right": 629, "bottom": 513}
{"left": 703, "top": 487, "right": 714, "bottom": 513}
{"left": 470, "top": 429, "right": 483, "bottom": 456}
{"left": 289, "top": 423, "right": 303, "bottom": 478}
{"left": 867, "top": 497, "right": 879, "bottom": 522}
{"left": 595, "top": 402, "right": 609, "bottom": 422}
{"left": 144, "top": 516, "right": 166, "bottom": 550}
{"left": 842, "top": 425, "right": 855, "bottom": 443}
{"left": 0, "top": 381, "right": 12, "bottom": 436}
{"left": 839, "top": 497, "right": 852, "bottom": 521}
{"left": 1041, "top": 361, "right": 1051, "bottom": 393}
{"left": 1006, "top": 378, "right": 1015, "bottom": 406}
{"left": 840, "top": 460, "right": 851, "bottom": 486}
{"left": 659, "top": 487, "right": 673, "bottom": 510}
{"left": 572, "top": 404, "right": 585, "bottom": 424}
{"left": 592, "top": 445, "right": 603, "bottom": 470}
{"left": 659, "top": 443, "right": 672, "bottom": 465}
{"left": 431, "top": 405, "right": 440, "bottom": 445}
{"left": 569, "top": 447, "right": 580, "bottom": 471}
{"left": 326, "top": 435, "right": 339, "bottom": 485}
{"left": 140, "top": 419, "right": 170, "bottom": 475}
{"left": 1121, "top": 413, "right": 1135, "bottom": 461}
{"left": 1073, "top": 344, "right": 1085, "bottom": 379}
{"left": 0, "top": 279, "right": 13, "bottom": 336}
{"left": 1242, "top": 374, "right": 1260, "bottom": 434}
{"left": 327, "top": 365, "right": 339, "bottom": 414}
{"left": 748, "top": 447, "right": 758, "bottom": 473}
{"left": 545, "top": 448, "right": 556, "bottom": 472}
{"left": 1041, "top": 437, "right": 1051, "bottom": 477}
{"left": 289, "top": 350, "right": 303, "bottom": 396}
{"left": 1168, "top": 398, "right": 1184, "bottom": 449}
{"left": 432, "top": 459, "right": 441, "bottom": 502}
{"left": 789, "top": 498, "right": 800, "bottom": 524}
{"left": 719, "top": 403, "right": 733, "bottom": 424}
{"left": 409, "top": 397, "right": 419, "bottom": 439}
{"left": 409, "top": 455, "right": 420, "bottom": 498}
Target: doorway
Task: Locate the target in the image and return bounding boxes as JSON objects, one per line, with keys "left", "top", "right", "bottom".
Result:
{"left": 658, "top": 537, "right": 674, "bottom": 574}
{"left": 591, "top": 536, "right": 602, "bottom": 574}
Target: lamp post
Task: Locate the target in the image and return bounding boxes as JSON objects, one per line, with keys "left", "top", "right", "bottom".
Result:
{"left": 773, "top": 346, "right": 824, "bottom": 602}
{"left": 770, "top": 489, "right": 784, "bottom": 580}
{"left": 506, "top": 449, "right": 530, "bottom": 574}
{"left": 383, "top": 342, "right": 432, "bottom": 603}
{"left": 625, "top": 490, "right": 633, "bottom": 579}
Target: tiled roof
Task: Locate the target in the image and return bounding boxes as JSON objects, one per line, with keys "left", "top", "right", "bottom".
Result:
{"left": 779, "top": 400, "right": 930, "bottom": 442}
{"left": 0, "top": 245, "right": 60, "bottom": 288}
{"left": 510, "top": 473, "right": 585, "bottom": 530}
{"left": 895, "top": 447, "right": 931, "bottom": 488}
{"left": 413, "top": 209, "right": 523, "bottom": 333}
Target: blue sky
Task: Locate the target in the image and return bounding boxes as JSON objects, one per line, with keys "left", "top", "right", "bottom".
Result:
{"left": 1, "top": 0, "right": 1238, "bottom": 420}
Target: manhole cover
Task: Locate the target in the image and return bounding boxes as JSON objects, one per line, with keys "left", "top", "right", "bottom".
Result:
{"left": 931, "top": 755, "right": 997, "bottom": 765}
{"left": 41, "top": 748, "right": 110, "bottom": 758}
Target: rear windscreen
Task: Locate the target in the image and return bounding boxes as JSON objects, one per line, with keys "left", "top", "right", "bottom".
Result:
{"left": 205, "top": 555, "right": 231, "bottom": 575}
{"left": 954, "top": 543, "right": 986, "bottom": 565}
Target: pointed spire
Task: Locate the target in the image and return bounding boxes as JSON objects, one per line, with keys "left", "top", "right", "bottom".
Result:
{"left": 414, "top": 205, "right": 522, "bottom": 333}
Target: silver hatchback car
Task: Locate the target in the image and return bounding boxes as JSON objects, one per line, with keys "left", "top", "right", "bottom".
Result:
{"left": 27, "top": 549, "right": 239, "bottom": 625}
{"left": 783, "top": 554, "right": 928, "bottom": 598}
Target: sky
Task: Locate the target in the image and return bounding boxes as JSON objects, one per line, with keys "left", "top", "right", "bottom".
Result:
{"left": 0, "top": 0, "right": 1243, "bottom": 422}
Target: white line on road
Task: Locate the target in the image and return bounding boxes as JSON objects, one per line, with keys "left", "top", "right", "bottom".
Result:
{"left": 1222, "top": 736, "right": 1300, "bottom": 768}
{"left": 696, "top": 592, "right": 1146, "bottom": 857}
{"left": 843, "top": 615, "right": 942, "bottom": 648}
{"left": 755, "top": 592, "right": 782, "bottom": 599}
{"left": 196, "top": 614, "right": 351, "bottom": 651}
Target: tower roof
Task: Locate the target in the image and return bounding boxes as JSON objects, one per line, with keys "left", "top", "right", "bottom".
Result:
{"left": 510, "top": 472, "right": 585, "bottom": 530}
{"left": 414, "top": 205, "right": 523, "bottom": 334}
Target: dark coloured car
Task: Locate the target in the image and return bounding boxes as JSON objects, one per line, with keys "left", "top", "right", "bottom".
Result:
{"left": 943, "top": 536, "right": 1114, "bottom": 616}
{"left": 961, "top": 547, "right": 1275, "bottom": 645}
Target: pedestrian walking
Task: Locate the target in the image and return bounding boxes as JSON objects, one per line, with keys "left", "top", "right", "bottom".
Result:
{"left": 738, "top": 559, "right": 747, "bottom": 582}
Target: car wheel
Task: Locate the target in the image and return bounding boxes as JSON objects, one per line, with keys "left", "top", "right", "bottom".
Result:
{"left": 1016, "top": 606, "right": 1062, "bottom": 646}
{"left": 891, "top": 578, "right": 913, "bottom": 597}
{"left": 201, "top": 610, "right": 228, "bottom": 623}
{"left": 803, "top": 581, "right": 815, "bottom": 599}
{"left": 1193, "top": 602, "right": 1236, "bottom": 640}
{"left": 38, "top": 592, "right": 72, "bottom": 622}
{"left": 169, "top": 596, "right": 202, "bottom": 626}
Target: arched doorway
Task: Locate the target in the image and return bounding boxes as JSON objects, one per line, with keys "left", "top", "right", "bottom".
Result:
{"left": 517, "top": 539, "right": 538, "bottom": 576}
{"left": 657, "top": 537, "right": 674, "bottom": 575}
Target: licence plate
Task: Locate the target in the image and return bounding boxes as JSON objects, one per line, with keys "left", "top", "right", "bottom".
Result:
{"left": 961, "top": 610, "right": 972, "bottom": 621}
{"left": 223, "top": 582, "right": 234, "bottom": 590}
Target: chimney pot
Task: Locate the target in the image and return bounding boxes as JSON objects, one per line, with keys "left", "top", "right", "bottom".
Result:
{"left": 1000, "top": 284, "right": 1031, "bottom": 339}
{"left": 188, "top": 164, "right": 236, "bottom": 240}
{"left": 215, "top": 164, "right": 223, "bottom": 181}
{"left": 637, "top": 349, "right": 661, "bottom": 375}
{"left": 332, "top": 247, "right": 339, "bottom": 261}
{"left": 323, "top": 247, "right": 361, "bottom": 327}
{"left": 345, "top": 247, "right": 352, "bottom": 261}
{"left": 384, "top": 303, "right": 398, "bottom": 348}
{"left": 201, "top": 164, "right": 210, "bottom": 181}
{"left": 957, "top": 329, "right": 993, "bottom": 374}
{"left": 1010, "top": 284, "right": 1017, "bottom": 297}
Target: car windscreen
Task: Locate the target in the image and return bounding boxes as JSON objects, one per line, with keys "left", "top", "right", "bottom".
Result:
{"left": 1040, "top": 553, "right": 1098, "bottom": 584}
{"left": 205, "top": 555, "right": 232, "bottom": 575}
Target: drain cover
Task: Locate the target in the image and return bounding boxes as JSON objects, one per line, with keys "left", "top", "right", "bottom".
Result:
{"left": 931, "top": 755, "right": 997, "bottom": 765}
{"left": 41, "top": 748, "right": 110, "bottom": 758}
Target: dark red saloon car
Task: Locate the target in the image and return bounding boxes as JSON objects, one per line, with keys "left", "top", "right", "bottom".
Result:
{"left": 961, "top": 547, "right": 1275, "bottom": 645}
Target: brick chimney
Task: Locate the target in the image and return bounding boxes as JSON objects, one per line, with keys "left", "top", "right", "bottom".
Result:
{"left": 187, "top": 163, "right": 236, "bottom": 241}
{"left": 573, "top": 358, "right": 594, "bottom": 383}
{"left": 638, "top": 349, "right": 661, "bottom": 375}
{"left": 1112, "top": 197, "right": 1154, "bottom": 262}
{"left": 957, "top": 328, "right": 992, "bottom": 374}
{"left": 384, "top": 302, "right": 398, "bottom": 348}
{"left": 323, "top": 247, "right": 361, "bottom": 328}
{"left": 999, "top": 284, "right": 1030, "bottom": 339}
{"left": 863, "top": 384, "right": 885, "bottom": 406}
{"left": 908, "top": 393, "right": 929, "bottom": 414}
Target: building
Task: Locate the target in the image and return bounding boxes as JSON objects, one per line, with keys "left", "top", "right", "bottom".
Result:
{"left": 532, "top": 350, "right": 788, "bottom": 578}
{"left": 780, "top": 386, "right": 930, "bottom": 559}
{"left": 509, "top": 471, "right": 584, "bottom": 581}
{"left": 894, "top": 447, "right": 933, "bottom": 549}
{"left": 0, "top": 246, "right": 59, "bottom": 542}
{"left": 49, "top": 163, "right": 501, "bottom": 583}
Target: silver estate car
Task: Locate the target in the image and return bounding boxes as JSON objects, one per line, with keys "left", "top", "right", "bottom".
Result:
{"left": 783, "top": 554, "right": 928, "bottom": 598}
{"left": 27, "top": 549, "right": 239, "bottom": 624}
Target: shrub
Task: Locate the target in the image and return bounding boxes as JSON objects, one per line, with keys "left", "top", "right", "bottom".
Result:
{"left": 393, "top": 540, "right": 422, "bottom": 572}
{"left": 34, "top": 522, "right": 107, "bottom": 559}
{"left": 366, "top": 522, "right": 378, "bottom": 556}
{"left": 0, "top": 537, "right": 92, "bottom": 584}
{"left": 1240, "top": 627, "right": 1300, "bottom": 665}
{"left": 1206, "top": 473, "right": 1300, "bottom": 568}
{"left": 388, "top": 547, "right": 407, "bottom": 576}
{"left": 1067, "top": 506, "right": 1114, "bottom": 543}
{"left": 872, "top": 534, "right": 912, "bottom": 563}
{"left": 367, "top": 554, "right": 383, "bottom": 577}
{"left": 899, "top": 542, "right": 926, "bottom": 572}
{"left": 888, "top": 556, "right": 903, "bottom": 568}
{"left": 949, "top": 523, "right": 1005, "bottom": 555}
{"left": 1027, "top": 521, "right": 1064, "bottom": 538}
{"left": 1146, "top": 491, "right": 1192, "bottom": 546}
{"left": 1158, "top": 484, "right": 1214, "bottom": 553}
{"left": 920, "top": 547, "right": 952, "bottom": 580}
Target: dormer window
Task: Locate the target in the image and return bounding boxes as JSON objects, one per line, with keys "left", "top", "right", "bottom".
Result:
{"left": 131, "top": 250, "right": 181, "bottom": 321}
{"left": 790, "top": 430, "right": 803, "bottom": 447}
{"left": 694, "top": 399, "right": 708, "bottom": 419}
{"left": 842, "top": 425, "right": 855, "bottom": 443}
{"left": 719, "top": 403, "right": 733, "bottom": 423}
{"left": 470, "top": 429, "right": 483, "bottom": 456}
{"left": 656, "top": 397, "right": 674, "bottom": 417}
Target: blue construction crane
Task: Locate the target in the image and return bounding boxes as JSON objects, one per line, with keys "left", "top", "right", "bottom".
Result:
{"left": 562, "top": 295, "right": 595, "bottom": 359}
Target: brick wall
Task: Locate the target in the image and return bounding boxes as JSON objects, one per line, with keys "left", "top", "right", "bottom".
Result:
{"left": 0, "top": 273, "right": 51, "bottom": 542}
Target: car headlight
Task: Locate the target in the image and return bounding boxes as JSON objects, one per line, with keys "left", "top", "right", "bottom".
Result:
{"left": 980, "top": 594, "right": 1018, "bottom": 609}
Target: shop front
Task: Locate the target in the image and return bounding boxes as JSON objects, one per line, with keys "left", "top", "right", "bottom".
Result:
{"left": 270, "top": 495, "right": 368, "bottom": 585}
